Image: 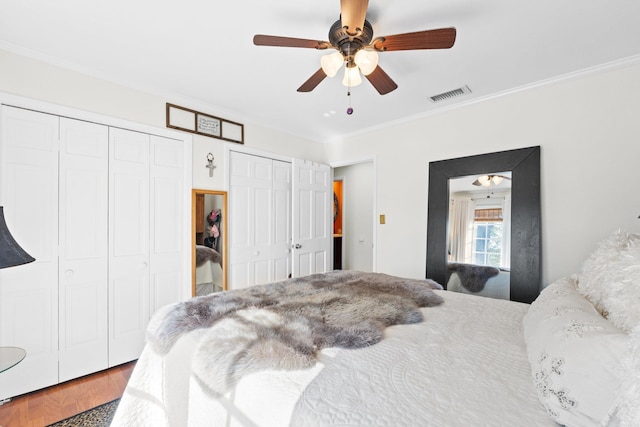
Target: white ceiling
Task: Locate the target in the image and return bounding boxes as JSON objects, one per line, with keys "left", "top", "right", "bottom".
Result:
{"left": 1, "top": 0, "right": 639, "bottom": 143}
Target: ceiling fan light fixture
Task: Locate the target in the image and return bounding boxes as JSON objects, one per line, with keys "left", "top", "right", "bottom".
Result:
{"left": 353, "top": 49, "right": 378, "bottom": 75}
{"left": 321, "top": 51, "right": 344, "bottom": 78}
{"left": 473, "top": 174, "right": 507, "bottom": 187}
{"left": 477, "top": 175, "right": 491, "bottom": 186}
{"left": 342, "top": 65, "right": 362, "bottom": 87}
{"left": 253, "top": 4, "right": 456, "bottom": 95}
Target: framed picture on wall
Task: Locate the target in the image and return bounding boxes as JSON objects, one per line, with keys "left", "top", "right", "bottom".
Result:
{"left": 166, "top": 103, "right": 244, "bottom": 144}
{"left": 196, "top": 114, "right": 221, "bottom": 137}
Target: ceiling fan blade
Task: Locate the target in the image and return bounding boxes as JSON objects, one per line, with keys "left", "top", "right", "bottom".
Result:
{"left": 253, "top": 35, "right": 330, "bottom": 49}
{"left": 297, "top": 69, "right": 328, "bottom": 92}
{"left": 365, "top": 65, "right": 398, "bottom": 95}
{"left": 340, "top": 0, "right": 369, "bottom": 36}
{"left": 373, "top": 28, "right": 456, "bottom": 51}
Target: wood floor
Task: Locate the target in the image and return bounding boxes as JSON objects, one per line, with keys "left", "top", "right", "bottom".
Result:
{"left": 0, "top": 361, "right": 135, "bottom": 427}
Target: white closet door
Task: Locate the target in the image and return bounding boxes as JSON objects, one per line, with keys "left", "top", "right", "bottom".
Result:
{"left": 58, "top": 117, "right": 109, "bottom": 382}
{"left": 149, "top": 135, "right": 184, "bottom": 313}
{"left": 108, "top": 128, "right": 150, "bottom": 366}
{"left": 272, "top": 160, "right": 292, "bottom": 281}
{"left": 229, "top": 152, "right": 274, "bottom": 288}
{"left": 0, "top": 106, "right": 59, "bottom": 400}
{"left": 292, "top": 159, "right": 332, "bottom": 277}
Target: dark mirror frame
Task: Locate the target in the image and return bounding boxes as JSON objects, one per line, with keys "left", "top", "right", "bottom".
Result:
{"left": 426, "top": 146, "right": 541, "bottom": 303}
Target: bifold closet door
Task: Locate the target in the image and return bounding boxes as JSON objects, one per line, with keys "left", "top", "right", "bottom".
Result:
{"left": 272, "top": 160, "right": 293, "bottom": 281}
{"left": 229, "top": 152, "right": 274, "bottom": 288}
{"left": 0, "top": 106, "right": 59, "bottom": 400}
{"left": 0, "top": 104, "right": 188, "bottom": 400}
{"left": 107, "top": 130, "right": 184, "bottom": 366}
{"left": 149, "top": 135, "right": 184, "bottom": 314}
{"left": 108, "top": 128, "right": 150, "bottom": 366}
{"left": 58, "top": 117, "right": 109, "bottom": 382}
{"left": 229, "top": 152, "right": 293, "bottom": 289}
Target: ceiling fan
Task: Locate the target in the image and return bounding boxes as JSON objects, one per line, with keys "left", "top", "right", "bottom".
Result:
{"left": 472, "top": 175, "right": 511, "bottom": 187}
{"left": 253, "top": 0, "right": 456, "bottom": 95}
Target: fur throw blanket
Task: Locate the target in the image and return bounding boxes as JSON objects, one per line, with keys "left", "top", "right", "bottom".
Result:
{"left": 146, "top": 270, "right": 443, "bottom": 394}
{"left": 448, "top": 263, "right": 500, "bottom": 292}
{"left": 195, "top": 245, "right": 222, "bottom": 267}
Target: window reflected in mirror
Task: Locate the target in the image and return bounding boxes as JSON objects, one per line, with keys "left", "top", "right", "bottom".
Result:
{"left": 447, "top": 172, "right": 511, "bottom": 299}
{"left": 193, "top": 190, "right": 227, "bottom": 296}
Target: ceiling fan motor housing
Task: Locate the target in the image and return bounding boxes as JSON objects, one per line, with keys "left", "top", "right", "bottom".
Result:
{"left": 329, "top": 19, "right": 374, "bottom": 63}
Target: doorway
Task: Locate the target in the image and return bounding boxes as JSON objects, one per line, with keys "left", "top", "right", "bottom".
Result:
{"left": 332, "top": 160, "right": 375, "bottom": 272}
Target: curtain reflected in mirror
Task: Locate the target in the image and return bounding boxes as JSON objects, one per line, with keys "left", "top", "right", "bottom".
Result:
{"left": 192, "top": 190, "right": 227, "bottom": 296}
{"left": 447, "top": 172, "right": 511, "bottom": 299}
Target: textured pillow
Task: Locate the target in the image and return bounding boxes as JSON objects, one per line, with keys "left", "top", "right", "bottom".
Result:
{"left": 614, "top": 325, "right": 640, "bottom": 427}
{"left": 523, "top": 278, "right": 628, "bottom": 426}
{"left": 577, "top": 229, "right": 640, "bottom": 332}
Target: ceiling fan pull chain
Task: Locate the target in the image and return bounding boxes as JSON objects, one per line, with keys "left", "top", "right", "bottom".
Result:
{"left": 346, "top": 43, "right": 354, "bottom": 115}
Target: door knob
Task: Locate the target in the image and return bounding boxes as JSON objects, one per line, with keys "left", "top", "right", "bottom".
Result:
{"left": 293, "top": 243, "right": 302, "bottom": 249}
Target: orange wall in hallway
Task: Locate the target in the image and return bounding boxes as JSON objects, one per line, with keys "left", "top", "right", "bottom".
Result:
{"left": 333, "top": 180, "right": 343, "bottom": 235}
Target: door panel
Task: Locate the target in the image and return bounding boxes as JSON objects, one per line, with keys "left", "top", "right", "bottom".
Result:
{"left": 272, "top": 160, "right": 292, "bottom": 281}
{"left": 292, "top": 159, "right": 332, "bottom": 277}
{"left": 0, "top": 106, "right": 59, "bottom": 400}
{"left": 58, "top": 117, "right": 109, "bottom": 382}
{"left": 229, "top": 152, "right": 274, "bottom": 288}
{"left": 108, "top": 128, "right": 150, "bottom": 366}
{"left": 149, "top": 135, "right": 184, "bottom": 314}
{"left": 229, "top": 184, "right": 251, "bottom": 287}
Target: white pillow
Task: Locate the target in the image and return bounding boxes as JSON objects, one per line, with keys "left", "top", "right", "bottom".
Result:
{"left": 614, "top": 325, "right": 640, "bottom": 427}
{"left": 577, "top": 229, "right": 640, "bottom": 332}
{"left": 523, "top": 278, "right": 628, "bottom": 426}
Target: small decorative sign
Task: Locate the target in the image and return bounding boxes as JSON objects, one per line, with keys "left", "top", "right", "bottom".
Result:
{"left": 166, "top": 103, "right": 244, "bottom": 144}
{"left": 197, "top": 114, "right": 221, "bottom": 137}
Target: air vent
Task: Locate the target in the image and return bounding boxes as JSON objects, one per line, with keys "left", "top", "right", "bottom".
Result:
{"left": 429, "top": 85, "right": 471, "bottom": 103}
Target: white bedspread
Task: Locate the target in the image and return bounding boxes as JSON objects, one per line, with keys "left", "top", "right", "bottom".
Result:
{"left": 112, "top": 290, "right": 554, "bottom": 426}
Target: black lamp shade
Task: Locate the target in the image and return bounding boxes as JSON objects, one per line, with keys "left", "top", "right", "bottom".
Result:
{"left": 0, "top": 207, "right": 35, "bottom": 269}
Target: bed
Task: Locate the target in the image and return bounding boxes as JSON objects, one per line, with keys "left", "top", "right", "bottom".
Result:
{"left": 112, "top": 231, "right": 640, "bottom": 427}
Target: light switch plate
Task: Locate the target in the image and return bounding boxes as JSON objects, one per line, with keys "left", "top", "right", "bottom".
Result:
{"left": 380, "top": 214, "right": 386, "bottom": 224}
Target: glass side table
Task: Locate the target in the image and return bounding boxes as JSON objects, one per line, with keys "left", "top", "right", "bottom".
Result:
{"left": 0, "top": 346, "right": 26, "bottom": 373}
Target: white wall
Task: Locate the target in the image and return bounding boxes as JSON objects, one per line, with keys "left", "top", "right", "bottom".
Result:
{"left": 326, "top": 62, "right": 640, "bottom": 286}
{"left": 0, "top": 49, "right": 326, "bottom": 194}
{"left": 3, "top": 48, "right": 640, "bottom": 287}
{"left": 334, "top": 162, "right": 374, "bottom": 271}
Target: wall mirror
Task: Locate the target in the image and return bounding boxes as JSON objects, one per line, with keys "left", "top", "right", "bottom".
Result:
{"left": 192, "top": 189, "right": 227, "bottom": 296}
{"left": 426, "top": 146, "right": 541, "bottom": 303}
